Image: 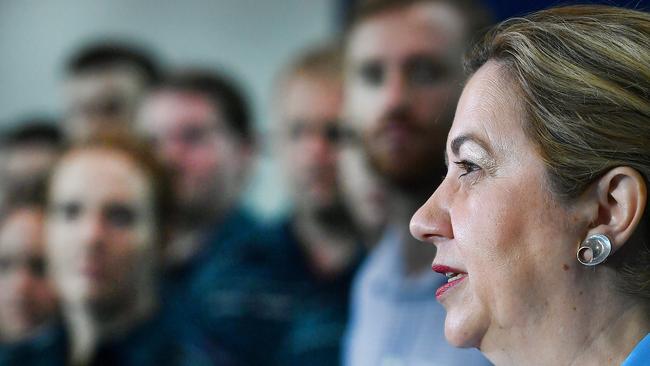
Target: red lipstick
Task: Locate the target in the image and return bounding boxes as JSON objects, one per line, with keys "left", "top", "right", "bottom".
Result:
{"left": 432, "top": 264, "right": 467, "bottom": 300}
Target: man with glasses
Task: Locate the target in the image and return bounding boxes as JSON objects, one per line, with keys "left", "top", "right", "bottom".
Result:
{"left": 191, "top": 44, "right": 364, "bottom": 365}
{"left": 136, "top": 70, "right": 257, "bottom": 308}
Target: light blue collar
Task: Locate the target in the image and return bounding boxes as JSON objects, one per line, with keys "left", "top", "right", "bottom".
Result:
{"left": 622, "top": 333, "right": 650, "bottom": 366}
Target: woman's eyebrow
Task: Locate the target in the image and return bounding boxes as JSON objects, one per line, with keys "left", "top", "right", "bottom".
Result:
{"left": 450, "top": 133, "right": 492, "bottom": 157}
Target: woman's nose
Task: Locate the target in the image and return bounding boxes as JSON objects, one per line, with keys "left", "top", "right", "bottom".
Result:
{"left": 409, "top": 186, "right": 453, "bottom": 244}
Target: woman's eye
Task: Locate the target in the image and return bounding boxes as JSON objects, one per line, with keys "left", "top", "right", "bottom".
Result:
{"left": 104, "top": 204, "right": 137, "bottom": 228}
{"left": 453, "top": 160, "right": 480, "bottom": 178}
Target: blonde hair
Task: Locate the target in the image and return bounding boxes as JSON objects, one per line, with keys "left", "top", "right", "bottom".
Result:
{"left": 277, "top": 42, "right": 343, "bottom": 87}
{"left": 273, "top": 42, "right": 344, "bottom": 121}
{"left": 465, "top": 5, "right": 650, "bottom": 299}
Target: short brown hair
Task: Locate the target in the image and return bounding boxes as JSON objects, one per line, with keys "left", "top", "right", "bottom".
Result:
{"left": 277, "top": 42, "right": 343, "bottom": 88}
{"left": 66, "top": 41, "right": 160, "bottom": 87}
{"left": 346, "top": 0, "right": 493, "bottom": 41}
{"left": 157, "top": 69, "right": 253, "bottom": 144}
{"left": 273, "top": 42, "right": 344, "bottom": 124}
{"left": 465, "top": 5, "right": 650, "bottom": 301}
{"left": 48, "top": 132, "right": 174, "bottom": 240}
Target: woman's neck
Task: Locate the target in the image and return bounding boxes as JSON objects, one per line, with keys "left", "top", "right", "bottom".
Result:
{"left": 482, "top": 274, "right": 649, "bottom": 366}
{"left": 567, "top": 305, "right": 647, "bottom": 366}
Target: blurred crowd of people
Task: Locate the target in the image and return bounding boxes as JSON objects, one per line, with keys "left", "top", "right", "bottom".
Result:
{"left": 0, "top": 0, "right": 498, "bottom": 365}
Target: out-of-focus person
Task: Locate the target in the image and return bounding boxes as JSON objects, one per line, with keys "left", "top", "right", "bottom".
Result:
{"left": 0, "top": 120, "right": 63, "bottom": 215}
{"left": 0, "top": 193, "right": 59, "bottom": 364}
{"left": 190, "top": 43, "right": 364, "bottom": 366}
{"left": 272, "top": 43, "right": 361, "bottom": 281}
{"left": 338, "top": 132, "right": 388, "bottom": 247}
{"left": 410, "top": 5, "right": 650, "bottom": 366}
{"left": 63, "top": 41, "right": 161, "bottom": 141}
{"left": 41, "top": 134, "right": 224, "bottom": 365}
{"left": 342, "top": 0, "right": 493, "bottom": 365}
{"left": 269, "top": 43, "right": 364, "bottom": 365}
{"left": 135, "top": 70, "right": 257, "bottom": 305}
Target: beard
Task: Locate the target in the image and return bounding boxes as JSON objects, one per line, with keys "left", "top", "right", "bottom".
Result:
{"left": 173, "top": 180, "right": 230, "bottom": 228}
{"left": 363, "top": 105, "right": 451, "bottom": 195}
{"left": 366, "top": 139, "right": 445, "bottom": 193}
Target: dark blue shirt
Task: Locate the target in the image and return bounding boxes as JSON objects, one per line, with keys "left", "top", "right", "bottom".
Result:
{"left": 162, "top": 207, "right": 259, "bottom": 315}
{"left": 0, "top": 324, "right": 62, "bottom": 366}
{"left": 191, "top": 218, "right": 363, "bottom": 366}
{"left": 0, "top": 311, "right": 229, "bottom": 366}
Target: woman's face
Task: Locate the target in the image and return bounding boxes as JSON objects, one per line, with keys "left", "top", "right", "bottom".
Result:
{"left": 46, "top": 149, "right": 157, "bottom": 311}
{"left": 410, "top": 62, "right": 586, "bottom": 350}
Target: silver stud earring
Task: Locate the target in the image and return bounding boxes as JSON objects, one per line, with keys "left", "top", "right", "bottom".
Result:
{"left": 576, "top": 234, "right": 612, "bottom": 266}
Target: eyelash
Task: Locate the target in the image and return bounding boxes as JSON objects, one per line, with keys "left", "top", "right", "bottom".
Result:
{"left": 453, "top": 160, "right": 481, "bottom": 178}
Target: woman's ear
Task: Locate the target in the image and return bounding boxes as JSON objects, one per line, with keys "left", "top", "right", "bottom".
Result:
{"left": 587, "top": 167, "right": 647, "bottom": 252}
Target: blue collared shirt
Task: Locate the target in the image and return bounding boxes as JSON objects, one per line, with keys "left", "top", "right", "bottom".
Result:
{"left": 343, "top": 226, "right": 492, "bottom": 366}
{"left": 623, "top": 334, "right": 650, "bottom": 366}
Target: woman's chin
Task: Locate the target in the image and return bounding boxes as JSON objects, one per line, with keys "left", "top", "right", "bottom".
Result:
{"left": 444, "top": 308, "right": 485, "bottom": 349}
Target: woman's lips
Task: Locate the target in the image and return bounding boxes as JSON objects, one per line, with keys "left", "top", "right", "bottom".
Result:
{"left": 432, "top": 264, "right": 468, "bottom": 300}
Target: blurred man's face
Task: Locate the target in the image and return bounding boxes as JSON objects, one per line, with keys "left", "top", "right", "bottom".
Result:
{"left": 64, "top": 67, "right": 147, "bottom": 141}
{"left": 4, "top": 143, "right": 60, "bottom": 192}
{"left": 345, "top": 2, "right": 467, "bottom": 191}
{"left": 277, "top": 75, "right": 344, "bottom": 213}
{"left": 46, "top": 149, "right": 157, "bottom": 313}
{"left": 0, "top": 208, "right": 57, "bottom": 342}
{"left": 137, "top": 91, "right": 247, "bottom": 220}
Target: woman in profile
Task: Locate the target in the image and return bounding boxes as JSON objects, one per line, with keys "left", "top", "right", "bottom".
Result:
{"left": 410, "top": 5, "right": 650, "bottom": 365}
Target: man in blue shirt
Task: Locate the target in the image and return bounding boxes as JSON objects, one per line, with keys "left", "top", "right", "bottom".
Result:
{"left": 191, "top": 44, "right": 364, "bottom": 365}
{"left": 342, "top": 0, "right": 493, "bottom": 364}
{"left": 136, "top": 70, "right": 258, "bottom": 308}
{"left": 257, "top": 43, "right": 367, "bottom": 365}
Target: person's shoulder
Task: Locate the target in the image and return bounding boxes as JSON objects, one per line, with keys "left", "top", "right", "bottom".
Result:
{"left": 201, "top": 207, "right": 261, "bottom": 247}
{"left": 126, "top": 312, "right": 237, "bottom": 366}
{"left": 221, "top": 206, "right": 261, "bottom": 237}
{"left": 187, "top": 217, "right": 296, "bottom": 303}
{"left": 219, "top": 216, "right": 296, "bottom": 266}
{"left": 0, "top": 323, "right": 67, "bottom": 366}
